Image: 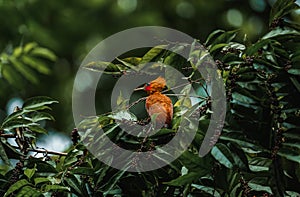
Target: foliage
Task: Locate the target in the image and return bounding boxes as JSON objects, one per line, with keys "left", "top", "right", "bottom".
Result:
{"left": 0, "top": 42, "right": 56, "bottom": 89}
{"left": 0, "top": 0, "right": 300, "bottom": 196}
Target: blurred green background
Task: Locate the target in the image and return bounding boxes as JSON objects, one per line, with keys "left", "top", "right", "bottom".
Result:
{"left": 0, "top": 0, "right": 299, "bottom": 141}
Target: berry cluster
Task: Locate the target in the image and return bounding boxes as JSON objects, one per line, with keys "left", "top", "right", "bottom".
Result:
{"left": 71, "top": 128, "right": 80, "bottom": 145}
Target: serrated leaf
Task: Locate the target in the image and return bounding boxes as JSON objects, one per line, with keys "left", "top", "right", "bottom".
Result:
{"left": 22, "top": 96, "right": 58, "bottom": 110}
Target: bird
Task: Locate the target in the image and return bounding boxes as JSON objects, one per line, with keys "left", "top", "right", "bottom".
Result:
{"left": 143, "top": 76, "right": 173, "bottom": 129}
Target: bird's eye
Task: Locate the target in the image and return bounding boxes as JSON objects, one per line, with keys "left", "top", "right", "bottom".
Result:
{"left": 146, "top": 83, "right": 150, "bottom": 86}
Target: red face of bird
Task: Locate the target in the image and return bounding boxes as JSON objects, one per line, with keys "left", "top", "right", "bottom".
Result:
{"left": 134, "top": 77, "right": 166, "bottom": 94}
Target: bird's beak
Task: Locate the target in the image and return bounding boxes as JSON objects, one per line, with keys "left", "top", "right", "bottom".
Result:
{"left": 134, "top": 87, "right": 144, "bottom": 91}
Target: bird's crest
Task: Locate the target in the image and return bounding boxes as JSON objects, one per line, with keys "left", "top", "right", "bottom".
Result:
{"left": 145, "top": 76, "right": 166, "bottom": 94}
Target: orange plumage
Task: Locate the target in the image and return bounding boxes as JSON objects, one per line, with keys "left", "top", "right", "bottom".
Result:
{"left": 144, "top": 77, "right": 173, "bottom": 128}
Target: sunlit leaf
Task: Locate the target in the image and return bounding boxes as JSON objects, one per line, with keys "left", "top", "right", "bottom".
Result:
{"left": 30, "top": 47, "right": 57, "bottom": 61}
{"left": 4, "top": 179, "right": 31, "bottom": 197}
{"left": 24, "top": 164, "right": 37, "bottom": 179}
{"left": 211, "top": 143, "right": 234, "bottom": 168}
{"left": 22, "top": 96, "right": 58, "bottom": 110}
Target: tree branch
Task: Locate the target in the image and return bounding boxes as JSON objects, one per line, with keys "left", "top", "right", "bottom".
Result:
{"left": 11, "top": 145, "right": 67, "bottom": 156}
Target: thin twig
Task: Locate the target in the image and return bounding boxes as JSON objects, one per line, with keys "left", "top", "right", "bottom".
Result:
{"left": 0, "top": 134, "right": 15, "bottom": 138}
{"left": 11, "top": 145, "right": 67, "bottom": 156}
{"left": 127, "top": 97, "right": 147, "bottom": 109}
{"left": 31, "top": 148, "right": 67, "bottom": 156}
{"left": 164, "top": 93, "right": 208, "bottom": 100}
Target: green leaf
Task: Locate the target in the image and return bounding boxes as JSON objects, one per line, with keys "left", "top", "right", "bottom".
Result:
{"left": 288, "top": 69, "right": 300, "bottom": 75}
{"left": 211, "top": 143, "right": 234, "bottom": 168}
{"left": 205, "top": 29, "right": 225, "bottom": 46}
{"left": 102, "top": 166, "right": 129, "bottom": 195}
{"left": 24, "top": 164, "right": 37, "bottom": 179}
{"left": 2, "top": 109, "right": 27, "bottom": 125}
{"left": 30, "top": 47, "right": 57, "bottom": 61}
{"left": 245, "top": 39, "right": 274, "bottom": 56}
{"left": 13, "top": 46, "right": 23, "bottom": 57}
{"left": 2, "top": 63, "right": 25, "bottom": 88}
{"left": 71, "top": 167, "right": 94, "bottom": 176}
{"left": 30, "top": 112, "right": 55, "bottom": 122}
{"left": 83, "top": 61, "right": 124, "bottom": 74}
{"left": 290, "top": 77, "right": 300, "bottom": 93}
{"left": 34, "top": 177, "right": 50, "bottom": 185}
{"left": 14, "top": 185, "right": 42, "bottom": 197}
{"left": 165, "top": 172, "right": 201, "bottom": 186}
{"left": 278, "top": 147, "right": 300, "bottom": 163}
{"left": 24, "top": 42, "right": 38, "bottom": 53}
{"left": 248, "top": 182, "right": 273, "bottom": 194}
{"left": 43, "top": 185, "right": 70, "bottom": 192}
{"left": 249, "top": 157, "right": 272, "bottom": 172}
{"left": 122, "top": 57, "right": 141, "bottom": 66}
{"left": 220, "top": 132, "right": 266, "bottom": 151}
{"left": 150, "top": 128, "right": 175, "bottom": 138}
{"left": 1, "top": 119, "right": 37, "bottom": 130}
{"left": 209, "top": 43, "right": 228, "bottom": 53}
{"left": 22, "top": 55, "right": 51, "bottom": 75}
{"left": 140, "top": 45, "right": 166, "bottom": 64}
{"left": 28, "top": 125, "right": 48, "bottom": 134}
{"left": 262, "top": 28, "right": 300, "bottom": 40}
{"left": 22, "top": 96, "right": 58, "bottom": 110}
{"left": 0, "top": 141, "right": 10, "bottom": 166}
{"left": 64, "top": 174, "right": 85, "bottom": 196}
{"left": 191, "top": 184, "right": 221, "bottom": 197}
{"left": 9, "top": 56, "right": 38, "bottom": 84}
{"left": 4, "top": 179, "right": 31, "bottom": 197}
{"left": 179, "top": 151, "right": 212, "bottom": 171}
{"left": 269, "top": 0, "right": 299, "bottom": 26}
{"left": 116, "top": 57, "right": 139, "bottom": 71}
{"left": 208, "top": 29, "right": 238, "bottom": 48}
